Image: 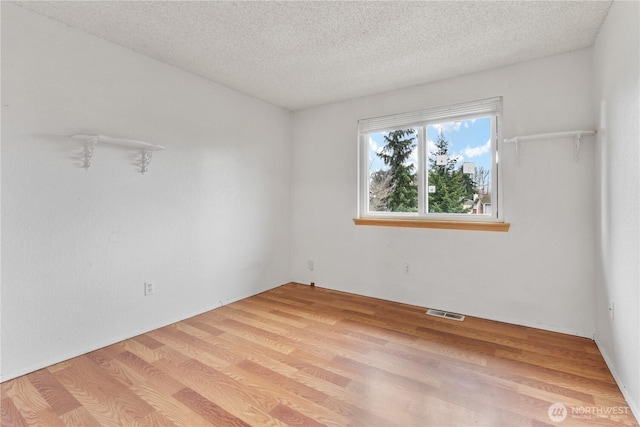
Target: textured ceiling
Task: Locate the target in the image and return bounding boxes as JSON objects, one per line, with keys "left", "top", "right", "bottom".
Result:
{"left": 14, "top": 1, "right": 612, "bottom": 111}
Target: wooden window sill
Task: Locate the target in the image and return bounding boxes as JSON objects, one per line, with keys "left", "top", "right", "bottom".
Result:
{"left": 353, "top": 218, "right": 510, "bottom": 232}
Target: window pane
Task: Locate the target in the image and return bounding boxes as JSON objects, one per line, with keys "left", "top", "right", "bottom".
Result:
{"left": 368, "top": 128, "right": 418, "bottom": 213}
{"left": 426, "top": 118, "right": 492, "bottom": 215}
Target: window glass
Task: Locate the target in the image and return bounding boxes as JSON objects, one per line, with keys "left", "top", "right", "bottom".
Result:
{"left": 426, "top": 118, "right": 492, "bottom": 215}
{"left": 358, "top": 97, "right": 502, "bottom": 222}
{"left": 368, "top": 128, "right": 418, "bottom": 213}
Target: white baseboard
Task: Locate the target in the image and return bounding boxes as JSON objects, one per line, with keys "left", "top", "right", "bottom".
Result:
{"left": 593, "top": 335, "right": 640, "bottom": 424}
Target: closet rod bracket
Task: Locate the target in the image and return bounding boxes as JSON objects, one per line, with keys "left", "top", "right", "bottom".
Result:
{"left": 503, "top": 130, "right": 596, "bottom": 165}
{"left": 574, "top": 133, "right": 582, "bottom": 161}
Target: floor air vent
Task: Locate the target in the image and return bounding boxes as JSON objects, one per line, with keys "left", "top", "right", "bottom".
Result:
{"left": 426, "top": 309, "right": 465, "bottom": 321}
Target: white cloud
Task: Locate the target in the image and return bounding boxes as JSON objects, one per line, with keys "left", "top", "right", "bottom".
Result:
{"left": 462, "top": 139, "right": 491, "bottom": 158}
{"left": 369, "top": 136, "right": 380, "bottom": 153}
{"left": 408, "top": 146, "right": 418, "bottom": 170}
{"left": 431, "top": 122, "right": 462, "bottom": 133}
{"left": 431, "top": 118, "right": 480, "bottom": 134}
{"left": 427, "top": 139, "right": 437, "bottom": 154}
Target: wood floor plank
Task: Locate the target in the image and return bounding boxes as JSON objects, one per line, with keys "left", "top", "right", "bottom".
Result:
{"left": 333, "top": 354, "right": 440, "bottom": 397}
{"left": 381, "top": 338, "right": 487, "bottom": 369}
{"left": 216, "top": 318, "right": 300, "bottom": 354}
{"left": 59, "top": 406, "right": 102, "bottom": 427}
{"left": 1, "top": 397, "right": 29, "bottom": 427}
{"left": 348, "top": 347, "right": 443, "bottom": 389}
{"left": 216, "top": 333, "right": 355, "bottom": 396}
{"left": 2, "top": 376, "right": 51, "bottom": 415}
{"left": 270, "top": 403, "right": 325, "bottom": 427}
{"left": 53, "top": 357, "right": 155, "bottom": 426}
{"left": 337, "top": 317, "right": 420, "bottom": 346}
{"left": 214, "top": 305, "right": 297, "bottom": 336}
{"left": 89, "top": 357, "right": 146, "bottom": 389}
{"left": 129, "top": 382, "right": 212, "bottom": 427}
{"left": 486, "top": 352, "right": 625, "bottom": 398}
{"left": 172, "top": 387, "right": 251, "bottom": 427}
{"left": 494, "top": 347, "right": 616, "bottom": 382}
{"left": 236, "top": 360, "right": 329, "bottom": 404}
{"left": 26, "top": 369, "right": 81, "bottom": 416}
{"left": 21, "top": 407, "right": 67, "bottom": 427}
{"left": 148, "top": 326, "right": 235, "bottom": 369}
{"left": 219, "top": 360, "right": 350, "bottom": 427}
{"left": 130, "top": 410, "right": 178, "bottom": 427}
{"left": 2, "top": 283, "right": 637, "bottom": 427}
{"left": 342, "top": 377, "right": 423, "bottom": 425}
{"left": 289, "top": 360, "right": 352, "bottom": 388}
{"left": 320, "top": 395, "right": 401, "bottom": 427}
{"left": 253, "top": 295, "right": 340, "bottom": 325}
{"left": 120, "top": 337, "right": 165, "bottom": 365}
{"left": 158, "top": 357, "right": 284, "bottom": 426}
{"left": 435, "top": 355, "right": 597, "bottom": 406}
{"left": 232, "top": 300, "right": 311, "bottom": 329}
{"left": 115, "top": 351, "right": 185, "bottom": 396}
{"left": 1, "top": 379, "right": 61, "bottom": 427}
{"left": 132, "top": 334, "right": 164, "bottom": 350}
{"left": 181, "top": 317, "right": 227, "bottom": 336}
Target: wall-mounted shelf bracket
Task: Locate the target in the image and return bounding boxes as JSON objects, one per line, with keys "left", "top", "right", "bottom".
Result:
{"left": 71, "top": 134, "right": 166, "bottom": 174}
{"left": 140, "top": 149, "right": 154, "bottom": 174}
{"left": 81, "top": 136, "right": 99, "bottom": 170}
{"left": 504, "top": 130, "right": 596, "bottom": 165}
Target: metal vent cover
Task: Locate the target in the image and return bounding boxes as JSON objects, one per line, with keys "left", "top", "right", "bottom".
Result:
{"left": 426, "top": 309, "right": 465, "bottom": 321}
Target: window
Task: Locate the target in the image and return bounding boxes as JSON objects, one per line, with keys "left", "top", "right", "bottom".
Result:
{"left": 357, "top": 97, "right": 504, "bottom": 225}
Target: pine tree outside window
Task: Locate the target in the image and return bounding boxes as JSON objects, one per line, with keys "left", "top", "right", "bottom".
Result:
{"left": 358, "top": 97, "right": 503, "bottom": 223}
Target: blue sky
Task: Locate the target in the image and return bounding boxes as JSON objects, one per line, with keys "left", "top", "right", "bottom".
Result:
{"left": 368, "top": 117, "right": 492, "bottom": 175}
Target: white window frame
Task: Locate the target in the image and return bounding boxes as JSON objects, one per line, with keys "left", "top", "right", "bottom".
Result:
{"left": 357, "top": 97, "right": 504, "bottom": 223}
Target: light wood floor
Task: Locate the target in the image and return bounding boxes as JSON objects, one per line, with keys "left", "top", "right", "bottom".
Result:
{"left": 2, "top": 283, "right": 638, "bottom": 427}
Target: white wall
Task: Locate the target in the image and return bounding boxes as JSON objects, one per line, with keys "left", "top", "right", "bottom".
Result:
{"left": 291, "top": 49, "right": 596, "bottom": 337}
{"left": 594, "top": 0, "right": 640, "bottom": 418}
{"left": 0, "top": 4, "right": 292, "bottom": 381}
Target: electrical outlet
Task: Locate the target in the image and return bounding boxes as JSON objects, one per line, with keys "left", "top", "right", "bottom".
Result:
{"left": 404, "top": 263, "right": 410, "bottom": 275}
{"left": 145, "top": 281, "right": 155, "bottom": 296}
{"left": 307, "top": 259, "right": 315, "bottom": 271}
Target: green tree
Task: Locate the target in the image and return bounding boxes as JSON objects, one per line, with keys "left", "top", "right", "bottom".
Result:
{"left": 377, "top": 129, "right": 418, "bottom": 212}
{"left": 428, "top": 132, "right": 474, "bottom": 213}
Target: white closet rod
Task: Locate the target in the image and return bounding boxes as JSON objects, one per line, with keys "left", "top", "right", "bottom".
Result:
{"left": 503, "top": 130, "right": 596, "bottom": 164}
{"left": 504, "top": 130, "right": 595, "bottom": 144}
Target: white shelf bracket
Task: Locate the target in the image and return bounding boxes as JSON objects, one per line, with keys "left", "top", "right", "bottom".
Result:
{"left": 82, "top": 136, "right": 99, "bottom": 170}
{"left": 70, "top": 134, "right": 165, "bottom": 174}
{"left": 140, "top": 149, "right": 154, "bottom": 174}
